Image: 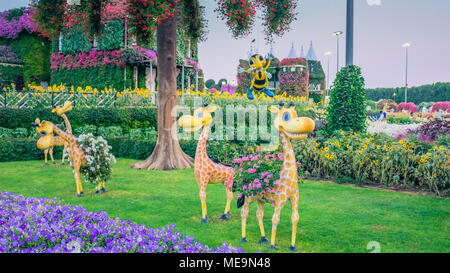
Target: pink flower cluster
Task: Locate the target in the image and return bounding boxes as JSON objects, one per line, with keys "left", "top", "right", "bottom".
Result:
{"left": 134, "top": 46, "right": 157, "bottom": 61}
{"left": 432, "top": 101, "right": 450, "bottom": 113}
{"left": 50, "top": 49, "right": 125, "bottom": 71}
{"left": 397, "top": 102, "right": 418, "bottom": 113}
{"left": 185, "top": 58, "right": 200, "bottom": 72}
{"left": 0, "top": 8, "right": 37, "bottom": 39}
{"left": 102, "top": 0, "right": 129, "bottom": 23}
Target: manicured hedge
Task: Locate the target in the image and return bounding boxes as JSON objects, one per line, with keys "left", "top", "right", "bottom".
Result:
{"left": 0, "top": 107, "right": 157, "bottom": 131}
{"left": 0, "top": 137, "right": 253, "bottom": 163}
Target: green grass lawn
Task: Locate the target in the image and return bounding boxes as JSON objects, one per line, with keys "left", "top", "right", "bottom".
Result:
{"left": 0, "top": 159, "right": 449, "bottom": 253}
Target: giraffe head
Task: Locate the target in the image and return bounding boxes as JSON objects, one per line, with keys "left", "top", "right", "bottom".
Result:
{"left": 269, "top": 101, "right": 315, "bottom": 140}
{"left": 32, "top": 118, "right": 55, "bottom": 150}
{"left": 178, "top": 103, "right": 217, "bottom": 132}
{"left": 52, "top": 101, "right": 73, "bottom": 116}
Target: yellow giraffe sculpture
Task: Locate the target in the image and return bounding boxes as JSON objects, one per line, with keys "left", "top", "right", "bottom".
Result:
{"left": 178, "top": 103, "right": 235, "bottom": 223}
{"left": 239, "top": 101, "right": 315, "bottom": 251}
{"left": 33, "top": 119, "right": 105, "bottom": 197}
{"left": 38, "top": 101, "right": 73, "bottom": 165}
{"left": 40, "top": 133, "right": 68, "bottom": 165}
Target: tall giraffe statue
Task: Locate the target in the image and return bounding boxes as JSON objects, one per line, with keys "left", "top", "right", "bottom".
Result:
{"left": 178, "top": 103, "right": 235, "bottom": 223}
{"left": 33, "top": 119, "right": 106, "bottom": 197}
{"left": 239, "top": 101, "right": 315, "bottom": 251}
{"left": 53, "top": 101, "right": 73, "bottom": 135}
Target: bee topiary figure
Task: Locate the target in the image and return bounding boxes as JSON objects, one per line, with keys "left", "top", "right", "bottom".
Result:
{"left": 238, "top": 54, "right": 274, "bottom": 100}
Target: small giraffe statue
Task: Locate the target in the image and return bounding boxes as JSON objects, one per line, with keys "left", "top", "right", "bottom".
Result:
{"left": 40, "top": 101, "right": 74, "bottom": 165}
{"left": 239, "top": 101, "right": 315, "bottom": 251}
{"left": 33, "top": 119, "right": 106, "bottom": 197}
{"left": 178, "top": 103, "right": 235, "bottom": 223}
{"left": 39, "top": 132, "right": 68, "bottom": 165}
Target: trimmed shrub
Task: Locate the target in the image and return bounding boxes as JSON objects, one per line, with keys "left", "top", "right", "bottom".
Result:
{"left": 326, "top": 65, "right": 366, "bottom": 135}
{"left": 0, "top": 107, "right": 157, "bottom": 131}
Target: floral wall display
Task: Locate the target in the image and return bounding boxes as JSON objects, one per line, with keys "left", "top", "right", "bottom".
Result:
{"left": 0, "top": 8, "right": 36, "bottom": 40}
{"left": 50, "top": 49, "right": 125, "bottom": 71}
{"left": 0, "top": 8, "right": 50, "bottom": 86}
{"left": 0, "top": 46, "right": 22, "bottom": 65}
{"left": 277, "top": 58, "right": 309, "bottom": 97}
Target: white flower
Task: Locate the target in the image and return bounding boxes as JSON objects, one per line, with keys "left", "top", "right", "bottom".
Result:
{"left": 367, "top": 121, "right": 420, "bottom": 138}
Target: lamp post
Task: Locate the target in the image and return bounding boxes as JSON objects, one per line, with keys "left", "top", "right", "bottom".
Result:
{"left": 346, "top": 0, "right": 354, "bottom": 66}
{"left": 333, "top": 31, "right": 343, "bottom": 72}
{"left": 324, "top": 51, "right": 332, "bottom": 96}
{"left": 402, "top": 42, "right": 411, "bottom": 103}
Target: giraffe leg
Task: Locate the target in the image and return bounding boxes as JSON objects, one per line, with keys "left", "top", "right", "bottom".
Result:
{"left": 49, "top": 148, "right": 55, "bottom": 164}
{"left": 198, "top": 178, "right": 208, "bottom": 223}
{"left": 240, "top": 196, "right": 253, "bottom": 243}
{"left": 269, "top": 197, "right": 287, "bottom": 250}
{"left": 61, "top": 143, "right": 68, "bottom": 165}
{"left": 289, "top": 192, "right": 300, "bottom": 252}
{"left": 221, "top": 186, "right": 233, "bottom": 220}
{"left": 95, "top": 181, "right": 102, "bottom": 194}
{"left": 257, "top": 200, "right": 269, "bottom": 244}
{"left": 101, "top": 181, "right": 107, "bottom": 193}
{"left": 44, "top": 149, "right": 49, "bottom": 165}
{"left": 73, "top": 160, "right": 83, "bottom": 197}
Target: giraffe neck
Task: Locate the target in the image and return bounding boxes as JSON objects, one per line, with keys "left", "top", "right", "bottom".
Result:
{"left": 196, "top": 123, "right": 211, "bottom": 159}
{"left": 61, "top": 113, "right": 72, "bottom": 134}
{"left": 53, "top": 125, "right": 76, "bottom": 144}
{"left": 280, "top": 131, "right": 297, "bottom": 173}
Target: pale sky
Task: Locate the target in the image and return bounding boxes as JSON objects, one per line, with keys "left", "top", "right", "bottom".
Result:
{"left": 2, "top": 0, "right": 450, "bottom": 88}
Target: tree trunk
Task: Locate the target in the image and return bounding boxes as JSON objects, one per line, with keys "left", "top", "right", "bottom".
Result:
{"left": 131, "top": 5, "right": 194, "bottom": 170}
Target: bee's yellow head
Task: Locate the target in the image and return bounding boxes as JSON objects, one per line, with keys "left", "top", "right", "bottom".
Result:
{"left": 32, "top": 118, "right": 55, "bottom": 150}
{"left": 52, "top": 101, "right": 73, "bottom": 116}
{"left": 178, "top": 103, "right": 217, "bottom": 132}
{"left": 269, "top": 101, "right": 315, "bottom": 140}
{"left": 249, "top": 54, "right": 267, "bottom": 70}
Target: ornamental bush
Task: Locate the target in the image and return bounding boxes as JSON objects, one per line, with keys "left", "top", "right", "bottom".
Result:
{"left": 397, "top": 102, "right": 418, "bottom": 113}
{"left": 326, "top": 65, "right": 366, "bottom": 135}
{"left": 431, "top": 101, "right": 450, "bottom": 113}
{"left": 77, "top": 133, "right": 116, "bottom": 184}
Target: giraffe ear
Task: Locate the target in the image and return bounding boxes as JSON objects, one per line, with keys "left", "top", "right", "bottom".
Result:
{"left": 269, "top": 106, "right": 279, "bottom": 114}
{"left": 207, "top": 106, "right": 217, "bottom": 113}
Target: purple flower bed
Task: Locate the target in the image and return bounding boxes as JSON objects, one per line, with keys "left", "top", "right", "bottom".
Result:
{"left": 408, "top": 119, "right": 450, "bottom": 142}
{"left": 0, "top": 191, "right": 243, "bottom": 253}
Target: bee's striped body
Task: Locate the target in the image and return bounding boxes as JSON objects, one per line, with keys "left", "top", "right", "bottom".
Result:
{"left": 251, "top": 70, "right": 269, "bottom": 91}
